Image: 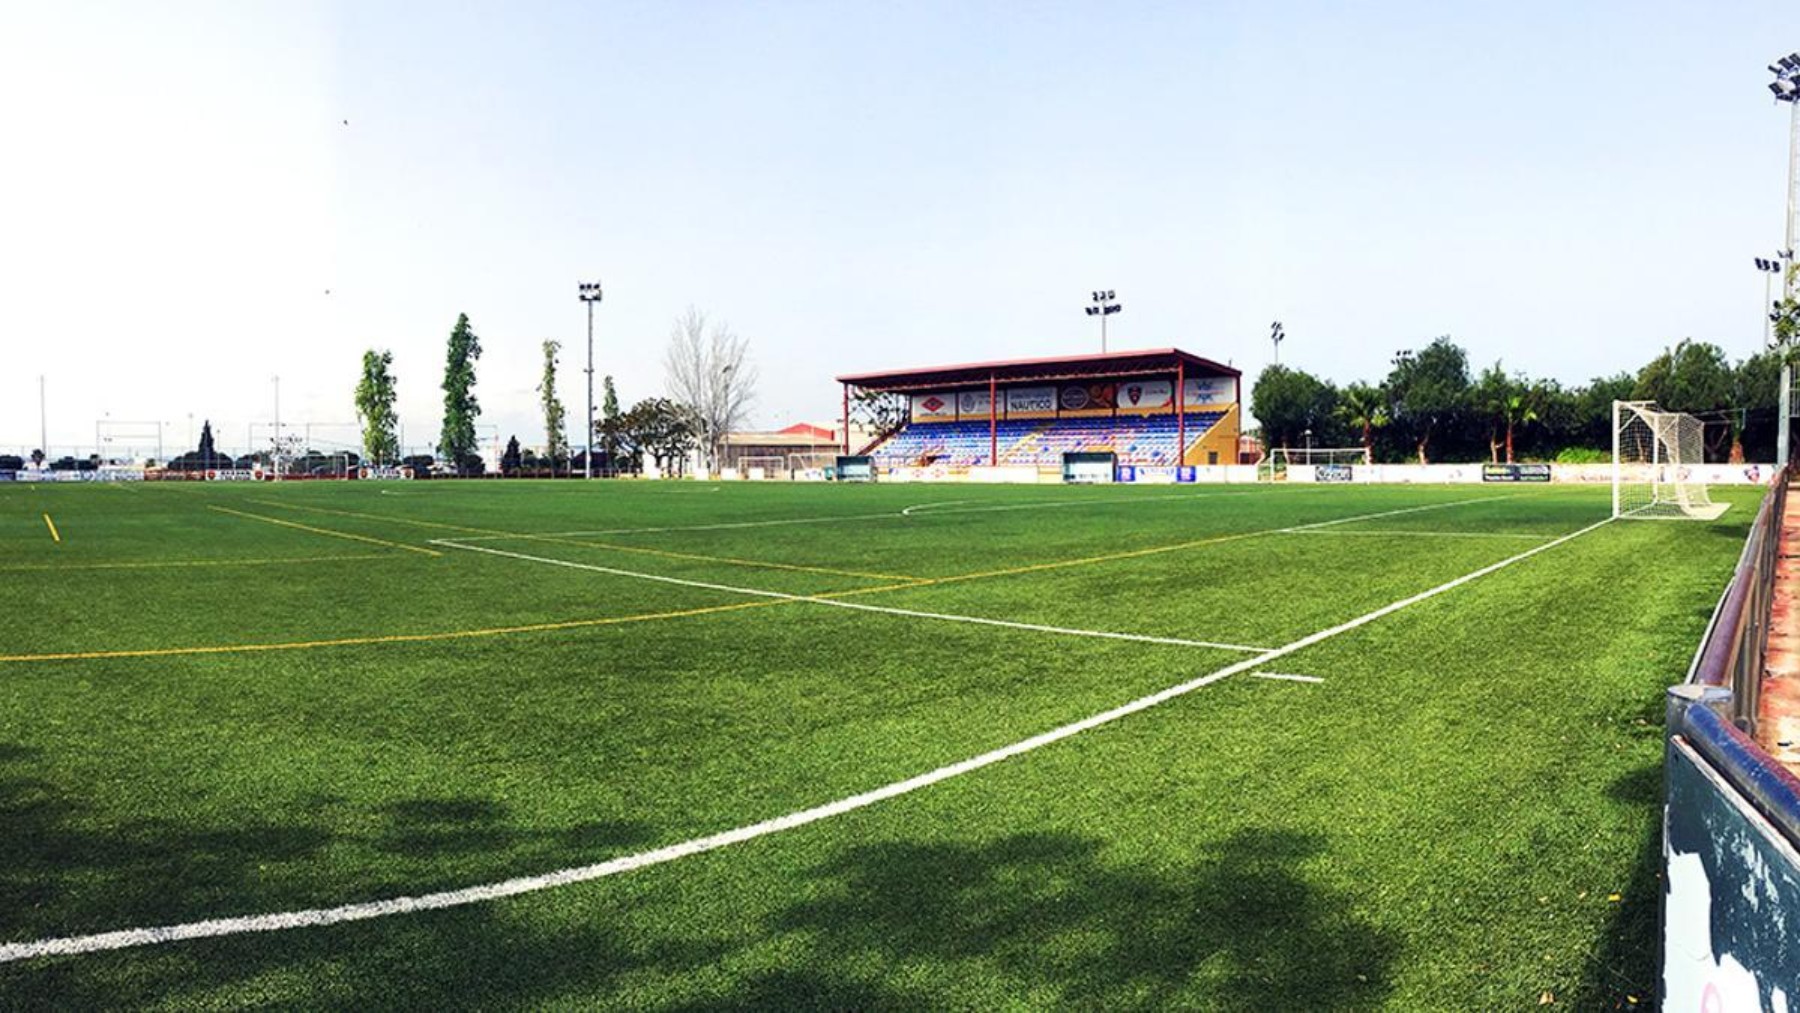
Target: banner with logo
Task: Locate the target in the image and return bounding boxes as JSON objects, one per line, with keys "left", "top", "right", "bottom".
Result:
{"left": 1059, "top": 383, "right": 1117, "bottom": 413}
{"left": 1316, "top": 464, "right": 1355, "bottom": 483}
{"left": 1183, "top": 376, "right": 1235, "bottom": 407}
{"left": 1006, "top": 386, "right": 1056, "bottom": 416}
{"left": 1482, "top": 463, "right": 1551, "bottom": 483}
{"left": 911, "top": 393, "right": 954, "bottom": 422}
{"left": 1118, "top": 380, "right": 1173, "bottom": 411}
{"left": 956, "top": 389, "right": 993, "bottom": 418}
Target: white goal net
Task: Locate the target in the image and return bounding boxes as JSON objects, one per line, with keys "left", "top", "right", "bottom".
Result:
{"left": 1612, "top": 401, "right": 1729, "bottom": 520}
{"left": 1258, "top": 446, "right": 1370, "bottom": 481}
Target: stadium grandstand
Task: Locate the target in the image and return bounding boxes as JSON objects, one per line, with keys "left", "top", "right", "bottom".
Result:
{"left": 835, "top": 348, "right": 1242, "bottom": 477}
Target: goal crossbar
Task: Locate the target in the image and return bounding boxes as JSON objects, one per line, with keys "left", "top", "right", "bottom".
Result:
{"left": 1611, "top": 401, "right": 1729, "bottom": 520}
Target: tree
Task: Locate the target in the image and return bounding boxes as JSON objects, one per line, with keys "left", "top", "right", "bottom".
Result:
{"left": 1634, "top": 339, "right": 1734, "bottom": 459}
{"left": 354, "top": 349, "right": 400, "bottom": 464}
{"left": 29, "top": 448, "right": 44, "bottom": 467}
{"left": 622, "top": 397, "right": 697, "bottom": 475}
{"left": 1733, "top": 350, "right": 1783, "bottom": 462}
{"left": 1386, "top": 337, "right": 1469, "bottom": 464}
{"left": 664, "top": 307, "right": 757, "bottom": 475}
{"left": 599, "top": 375, "right": 623, "bottom": 475}
{"left": 438, "top": 313, "right": 483, "bottom": 474}
{"left": 1250, "top": 365, "right": 1338, "bottom": 451}
{"left": 1333, "top": 383, "right": 1388, "bottom": 462}
{"left": 537, "top": 340, "right": 567, "bottom": 475}
{"left": 501, "top": 435, "right": 523, "bottom": 476}
{"left": 850, "top": 389, "right": 909, "bottom": 449}
{"left": 1473, "top": 364, "right": 1540, "bottom": 464}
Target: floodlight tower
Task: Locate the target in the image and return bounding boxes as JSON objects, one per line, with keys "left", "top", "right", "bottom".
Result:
{"left": 578, "top": 280, "right": 602, "bottom": 479}
{"left": 1084, "top": 290, "right": 1121, "bottom": 352}
{"left": 1270, "top": 321, "right": 1285, "bottom": 365}
{"left": 1769, "top": 54, "right": 1800, "bottom": 465}
{"left": 1756, "top": 253, "right": 1793, "bottom": 347}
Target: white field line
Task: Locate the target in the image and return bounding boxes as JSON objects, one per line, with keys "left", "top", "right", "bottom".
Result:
{"left": 429, "top": 495, "right": 1516, "bottom": 655}
{"left": 1251, "top": 672, "right": 1325, "bottom": 684}
{"left": 0, "top": 515, "right": 1613, "bottom": 964}
{"left": 449, "top": 483, "right": 1388, "bottom": 541}
{"left": 434, "top": 541, "right": 1274, "bottom": 654}
{"left": 899, "top": 500, "right": 973, "bottom": 516}
{"left": 1282, "top": 529, "right": 1555, "bottom": 541}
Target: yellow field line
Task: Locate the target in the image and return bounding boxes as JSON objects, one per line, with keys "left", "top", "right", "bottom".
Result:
{"left": 0, "top": 553, "right": 390, "bottom": 573}
{"left": 42, "top": 514, "right": 61, "bottom": 544}
{"left": 208, "top": 506, "right": 440, "bottom": 557}
{"left": 0, "top": 599, "right": 791, "bottom": 663}
{"left": 247, "top": 499, "right": 912, "bottom": 582}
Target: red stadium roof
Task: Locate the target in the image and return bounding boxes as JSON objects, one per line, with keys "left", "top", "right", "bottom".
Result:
{"left": 835, "top": 347, "right": 1239, "bottom": 392}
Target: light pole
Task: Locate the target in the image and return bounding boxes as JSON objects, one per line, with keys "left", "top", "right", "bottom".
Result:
{"left": 1769, "top": 53, "right": 1800, "bottom": 465}
{"left": 578, "top": 281, "right": 602, "bottom": 478}
{"left": 1270, "top": 321, "right": 1285, "bottom": 365}
{"left": 1084, "top": 290, "right": 1121, "bottom": 352}
{"left": 1757, "top": 254, "right": 1793, "bottom": 347}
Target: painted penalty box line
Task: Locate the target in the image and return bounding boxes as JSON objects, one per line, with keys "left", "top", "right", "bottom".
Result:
{"left": 0, "top": 516, "right": 1614, "bottom": 964}
{"left": 428, "top": 541, "right": 1277, "bottom": 655}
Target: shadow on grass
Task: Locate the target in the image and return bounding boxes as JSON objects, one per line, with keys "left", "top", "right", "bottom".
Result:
{"left": 1568, "top": 763, "right": 1662, "bottom": 1009}
{"left": 0, "top": 743, "right": 659, "bottom": 1006}
{"left": 683, "top": 827, "right": 1399, "bottom": 1009}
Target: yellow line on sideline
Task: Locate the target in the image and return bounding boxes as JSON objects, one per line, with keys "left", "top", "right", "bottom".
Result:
{"left": 42, "top": 514, "right": 61, "bottom": 543}
{"left": 0, "top": 599, "right": 791, "bottom": 664}
{"left": 208, "top": 506, "right": 440, "bottom": 557}
{"left": 0, "top": 553, "right": 391, "bottom": 573}
{"left": 250, "top": 499, "right": 914, "bottom": 582}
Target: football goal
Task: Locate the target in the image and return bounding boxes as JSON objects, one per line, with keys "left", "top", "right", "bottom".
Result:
{"left": 1258, "top": 446, "right": 1369, "bottom": 482}
{"left": 736, "top": 455, "right": 788, "bottom": 480}
{"left": 1612, "top": 401, "right": 1729, "bottom": 520}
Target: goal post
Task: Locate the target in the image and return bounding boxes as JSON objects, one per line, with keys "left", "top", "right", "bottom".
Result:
{"left": 1612, "top": 401, "right": 1729, "bottom": 520}
{"left": 1258, "top": 446, "right": 1370, "bottom": 482}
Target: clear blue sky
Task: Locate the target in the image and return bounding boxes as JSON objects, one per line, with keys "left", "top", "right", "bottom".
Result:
{"left": 1, "top": 1, "right": 1794, "bottom": 457}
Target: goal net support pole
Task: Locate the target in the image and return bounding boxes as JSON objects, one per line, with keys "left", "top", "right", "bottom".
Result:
{"left": 1612, "top": 400, "right": 1729, "bottom": 520}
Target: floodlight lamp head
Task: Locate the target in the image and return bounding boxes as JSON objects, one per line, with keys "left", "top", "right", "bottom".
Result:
{"left": 1105, "top": 290, "right": 1115, "bottom": 300}
{"left": 1085, "top": 306, "right": 1099, "bottom": 316}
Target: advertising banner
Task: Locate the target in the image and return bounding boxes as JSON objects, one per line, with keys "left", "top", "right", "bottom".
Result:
{"left": 1118, "top": 380, "right": 1173, "bottom": 411}
{"left": 1664, "top": 738, "right": 1800, "bottom": 1007}
{"left": 956, "top": 389, "right": 993, "bottom": 418}
{"left": 1059, "top": 383, "right": 1117, "bottom": 412}
{"left": 0, "top": 471, "right": 15, "bottom": 482}
{"left": 1315, "top": 464, "right": 1355, "bottom": 483}
{"left": 1006, "top": 386, "right": 1057, "bottom": 415}
{"left": 1183, "top": 377, "right": 1235, "bottom": 407}
{"left": 911, "top": 393, "right": 954, "bottom": 422}
{"left": 1482, "top": 463, "right": 1551, "bottom": 483}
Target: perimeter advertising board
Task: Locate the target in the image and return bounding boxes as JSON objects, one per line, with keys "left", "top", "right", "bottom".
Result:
{"left": 1664, "top": 738, "right": 1800, "bottom": 1009}
{"left": 1482, "top": 463, "right": 1551, "bottom": 483}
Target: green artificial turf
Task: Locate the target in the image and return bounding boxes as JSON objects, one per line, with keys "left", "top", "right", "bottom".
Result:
{"left": 0, "top": 478, "right": 1760, "bottom": 1008}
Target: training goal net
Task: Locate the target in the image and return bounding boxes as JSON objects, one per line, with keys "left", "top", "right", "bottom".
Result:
{"left": 1258, "top": 446, "right": 1370, "bottom": 481}
{"left": 736, "top": 455, "right": 788, "bottom": 480}
{"left": 1612, "top": 401, "right": 1729, "bottom": 520}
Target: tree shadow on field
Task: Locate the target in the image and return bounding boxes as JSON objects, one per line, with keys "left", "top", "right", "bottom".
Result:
{"left": 0, "top": 744, "right": 671, "bottom": 1008}
{"left": 1568, "top": 764, "right": 1663, "bottom": 1009}
{"left": 693, "top": 827, "right": 1399, "bottom": 1010}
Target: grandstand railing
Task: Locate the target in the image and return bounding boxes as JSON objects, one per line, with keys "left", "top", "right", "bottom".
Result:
{"left": 1662, "top": 469, "right": 1800, "bottom": 995}
{"left": 1670, "top": 466, "right": 1800, "bottom": 843}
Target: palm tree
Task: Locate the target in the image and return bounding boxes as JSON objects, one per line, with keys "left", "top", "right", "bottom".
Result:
{"left": 1334, "top": 383, "right": 1388, "bottom": 463}
{"left": 1498, "top": 390, "right": 1539, "bottom": 463}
